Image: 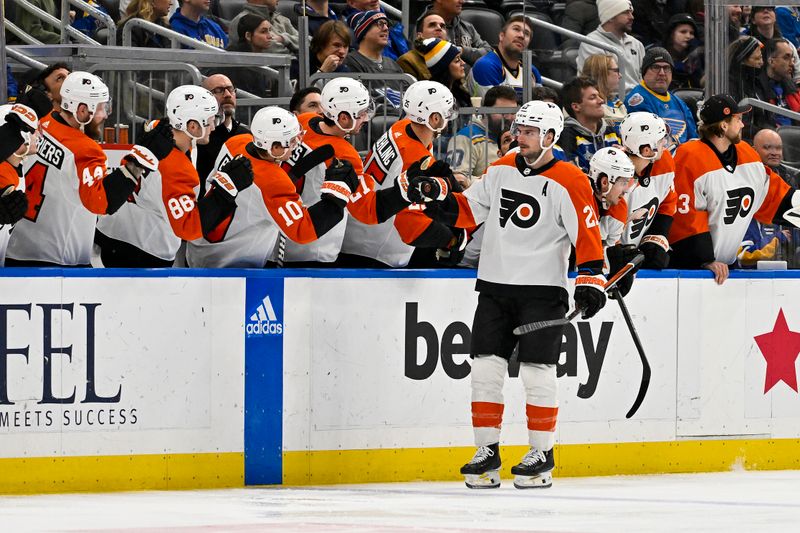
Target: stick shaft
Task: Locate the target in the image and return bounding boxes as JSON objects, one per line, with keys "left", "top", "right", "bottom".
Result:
{"left": 616, "top": 291, "right": 651, "bottom": 418}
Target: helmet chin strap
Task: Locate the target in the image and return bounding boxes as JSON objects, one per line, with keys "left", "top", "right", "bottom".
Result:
{"left": 184, "top": 124, "right": 208, "bottom": 167}
{"left": 527, "top": 135, "right": 556, "bottom": 168}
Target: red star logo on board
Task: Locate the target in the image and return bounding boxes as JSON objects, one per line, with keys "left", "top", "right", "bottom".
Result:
{"left": 753, "top": 309, "right": 800, "bottom": 394}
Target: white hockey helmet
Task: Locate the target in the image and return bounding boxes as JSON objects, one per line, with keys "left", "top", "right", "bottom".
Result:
{"left": 618, "top": 112, "right": 669, "bottom": 160}
{"left": 60, "top": 71, "right": 110, "bottom": 124}
{"left": 0, "top": 103, "right": 39, "bottom": 151}
{"left": 402, "top": 80, "right": 456, "bottom": 133}
{"left": 251, "top": 106, "right": 302, "bottom": 158}
{"left": 166, "top": 85, "right": 219, "bottom": 135}
{"left": 589, "top": 147, "right": 636, "bottom": 186}
{"left": 510, "top": 100, "right": 565, "bottom": 149}
{"left": 320, "top": 77, "right": 374, "bottom": 132}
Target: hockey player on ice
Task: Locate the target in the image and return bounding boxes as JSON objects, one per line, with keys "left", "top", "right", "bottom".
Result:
{"left": 416, "top": 100, "right": 607, "bottom": 489}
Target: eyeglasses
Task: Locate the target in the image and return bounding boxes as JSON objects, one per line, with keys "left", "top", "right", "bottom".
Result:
{"left": 648, "top": 65, "right": 672, "bottom": 73}
{"left": 608, "top": 67, "right": 620, "bottom": 73}
{"left": 374, "top": 20, "right": 389, "bottom": 29}
{"left": 210, "top": 85, "right": 236, "bottom": 96}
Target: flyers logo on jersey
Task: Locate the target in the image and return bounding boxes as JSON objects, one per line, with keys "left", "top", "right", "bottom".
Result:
{"left": 499, "top": 189, "right": 540, "bottom": 229}
{"left": 629, "top": 197, "right": 659, "bottom": 239}
{"left": 724, "top": 186, "right": 755, "bottom": 224}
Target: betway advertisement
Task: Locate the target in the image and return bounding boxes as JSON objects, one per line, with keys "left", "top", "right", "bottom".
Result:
{"left": 0, "top": 276, "right": 244, "bottom": 457}
{"left": 281, "top": 277, "right": 680, "bottom": 452}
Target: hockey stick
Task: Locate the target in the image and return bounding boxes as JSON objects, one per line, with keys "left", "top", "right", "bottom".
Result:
{"left": 276, "top": 144, "right": 336, "bottom": 267}
{"left": 614, "top": 289, "right": 651, "bottom": 419}
{"left": 512, "top": 254, "right": 644, "bottom": 336}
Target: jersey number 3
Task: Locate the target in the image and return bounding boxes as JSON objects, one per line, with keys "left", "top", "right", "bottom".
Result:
{"left": 23, "top": 161, "right": 48, "bottom": 222}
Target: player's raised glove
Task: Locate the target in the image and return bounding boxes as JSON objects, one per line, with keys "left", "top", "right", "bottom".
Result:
{"left": 574, "top": 271, "right": 607, "bottom": 319}
{"left": 16, "top": 87, "right": 53, "bottom": 121}
{"left": 639, "top": 234, "right": 670, "bottom": 269}
{"left": 127, "top": 119, "right": 175, "bottom": 172}
{"left": 212, "top": 155, "right": 254, "bottom": 198}
{"left": 0, "top": 186, "right": 28, "bottom": 224}
{"left": 0, "top": 104, "right": 38, "bottom": 162}
{"left": 321, "top": 159, "right": 359, "bottom": 208}
{"left": 606, "top": 244, "right": 639, "bottom": 299}
{"left": 435, "top": 228, "right": 468, "bottom": 266}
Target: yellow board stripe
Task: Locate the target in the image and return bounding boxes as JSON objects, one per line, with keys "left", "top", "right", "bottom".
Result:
{"left": 282, "top": 439, "right": 800, "bottom": 486}
{"left": 0, "top": 452, "right": 243, "bottom": 495}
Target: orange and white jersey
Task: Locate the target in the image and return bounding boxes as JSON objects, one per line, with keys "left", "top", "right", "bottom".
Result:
{"left": 622, "top": 150, "right": 676, "bottom": 246}
{"left": 669, "top": 139, "right": 791, "bottom": 265}
{"left": 187, "top": 134, "right": 342, "bottom": 268}
{"left": 96, "top": 145, "right": 204, "bottom": 261}
{"left": 7, "top": 112, "right": 123, "bottom": 266}
{"left": 600, "top": 197, "right": 628, "bottom": 247}
{"left": 449, "top": 153, "right": 604, "bottom": 295}
{"left": 341, "top": 118, "right": 435, "bottom": 267}
{"left": 0, "top": 161, "right": 23, "bottom": 265}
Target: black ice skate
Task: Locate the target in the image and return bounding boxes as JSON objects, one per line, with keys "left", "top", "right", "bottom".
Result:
{"left": 460, "top": 443, "right": 501, "bottom": 489}
{"left": 511, "top": 448, "right": 554, "bottom": 489}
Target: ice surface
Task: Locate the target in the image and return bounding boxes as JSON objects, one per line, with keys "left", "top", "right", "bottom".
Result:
{"left": 2, "top": 470, "right": 799, "bottom": 532}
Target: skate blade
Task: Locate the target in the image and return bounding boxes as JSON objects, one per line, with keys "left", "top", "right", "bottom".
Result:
{"left": 513, "top": 471, "right": 552, "bottom": 489}
{"left": 464, "top": 470, "right": 501, "bottom": 489}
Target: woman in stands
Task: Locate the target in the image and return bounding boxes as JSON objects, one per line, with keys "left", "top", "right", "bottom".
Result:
{"left": 728, "top": 36, "right": 774, "bottom": 140}
{"left": 417, "top": 38, "right": 471, "bottom": 108}
{"left": 660, "top": 13, "right": 704, "bottom": 90}
{"left": 118, "top": 0, "right": 171, "bottom": 48}
{"left": 224, "top": 14, "right": 276, "bottom": 96}
{"left": 581, "top": 54, "right": 627, "bottom": 129}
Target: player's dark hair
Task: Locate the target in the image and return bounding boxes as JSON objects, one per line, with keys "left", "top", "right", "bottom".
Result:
{"left": 483, "top": 85, "right": 517, "bottom": 107}
{"left": 290, "top": 86, "right": 322, "bottom": 113}
{"left": 561, "top": 76, "right": 599, "bottom": 118}
{"left": 698, "top": 116, "right": 734, "bottom": 139}
{"left": 531, "top": 86, "right": 560, "bottom": 107}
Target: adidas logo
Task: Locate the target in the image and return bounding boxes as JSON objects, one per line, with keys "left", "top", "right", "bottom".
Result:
{"left": 246, "top": 295, "right": 283, "bottom": 335}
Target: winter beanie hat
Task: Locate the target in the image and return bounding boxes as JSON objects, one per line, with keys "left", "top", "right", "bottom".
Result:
{"left": 419, "top": 38, "right": 460, "bottom": 78}
{"left": 348, "top": 10, "right": 387, "bottom": 43}
{"left": 597, "top": 0, "right": 633, "bottom": 25}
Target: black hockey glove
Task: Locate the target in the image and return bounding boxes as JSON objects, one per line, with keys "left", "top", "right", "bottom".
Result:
{"left": 211, "top": 155, "right": 254, "bottom": 199}
{"left": 574, "top": 271, "right": 607, "bottom": 319}
{"left": 606, "top": 244, "right": 639, "bottom": 299}
{"left": 435, "top": 228, "right": 468, "bottom": 266}
{"left": 639, "top": 234, "right": 670, "bottom": 269}
{"left": 321, "top": 159, "right": 359, "bottom": 208}
{"left": 17, "top": 87, "right": 54, "bottom": 121}
{"left": 0, "top": 187, "right": 28, "bottom": 225}
{"left": 0, "top": 104, "right": 38, "bottom": 162}
{"left": 127, "top": 119, "right": 175, "bottom": 172}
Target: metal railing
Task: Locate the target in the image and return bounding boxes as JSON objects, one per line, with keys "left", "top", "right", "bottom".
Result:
{"left": 12, "top": 0, "right": 99, "bottom": 45}
{"left": 739, "top": 97, "right": 800, "bottom": 123}
{"left": 60, "top": 0, "right": 117, "bottom": 45}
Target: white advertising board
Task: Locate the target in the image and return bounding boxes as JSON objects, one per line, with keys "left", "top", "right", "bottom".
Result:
{"left": 0, "top": 276, "right": 244, "bottom": 457}
{"left": 283, "top": 277, "right": 679, "bottom": 452}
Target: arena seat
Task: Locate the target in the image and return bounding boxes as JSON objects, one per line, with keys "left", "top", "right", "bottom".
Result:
{"left": 218, "top": 0, "right": 248, "bottom": 22}
{"left": 778, "top": 126, "right": 800, "bottom": 167}
{"left": 673, "top": 89, "right": 703, "bottom": 121}
{"left": 459, "top": 8, "right": 506, "bottom": 48}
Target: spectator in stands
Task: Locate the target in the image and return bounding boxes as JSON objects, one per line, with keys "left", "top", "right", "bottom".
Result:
{"left": 496, "top": 127, "right": 513, "bottom": 157}
{"left": 170, "top": 0, "right": 228, "bottom": 49}
{"left": 6, "top": 67, "right": 18, "bottom": 102}
{"left": 26, "top": 63, "right": 71, "bottom": 112}
{"left": 446, "top": 85, "right": 517, "bottom": 185}
{"left": 561, "top": 0, "right": 599, "bottom": 49}
{"left": 343, "top": 0, "right": 409, "bottom": 61}
{"left": 196, "top": 74, "right": 250, "bottom": 193}
{"left": 344, "top": 11, "right": 405, "bottom": 107}
{"left": 119, "top": 0, "right": 171, "bottom": 48}
{"left": 72, "top": 0, "right": 112, "bottom": 39}
{"left": 776, "top": 6, "right": 800, "bottom": 49}
{"left": 661, "top": 13, "right": 703, "bottom": 90}
{"left": 418, "top": 0, "right": 491, "bottom": 66}
{"left": 624, "top": 47, "right": 698, "bottom": 144}
{"left": 222, "top": 14, "right": 276, "bottom": 97}
{"left": 416, "top": 38, "right": 470, "bottom": 106}
{"left": 290, "top": 87, "right": 323, "bottom": 115}
{"left": 308, "top": 20, "right": 351, "bottom": 75}
{"left": 295, "top": 0, "right": 339, "bottom": 37}
{"left": 466, "top": 15, "right": 541, "bottom": 100}
{"left": 228, "top": 0, "right": 299, "bottom": 55}
{"left": 531, "top": 85, "right": 560, "bottom": 105}
{"left": 748, "top": 6, "right": 781, "bottom": 47}
{"left": 577, "top": 0, "right": 646, "bottom": 92}
{"left": 560, "top": 77, "right": 622, "bottom": 173}
{"left": 581, "top": 53, "right": 627, "bottom": 127}
{"left": 12, "top": 0, "right": 60, "bottom": 44}
{"left": 765, "top": 38, "right": 800, "bottom": 126}
{"left": 396, "top": 14, "right": 449, "bottom": 80}
{"left": 754, "top": 128, "right": 800, "bottom": 188}
{"left": 728, "top": 36, "right": 772, "bottom": 140}
{"left": 630, "top": 0, "right": 674, "bottom": 47}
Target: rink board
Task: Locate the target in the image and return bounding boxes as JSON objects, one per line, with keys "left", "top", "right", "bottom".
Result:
{"left": 1, "top": 269, "right": 800, "bottom": 493}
